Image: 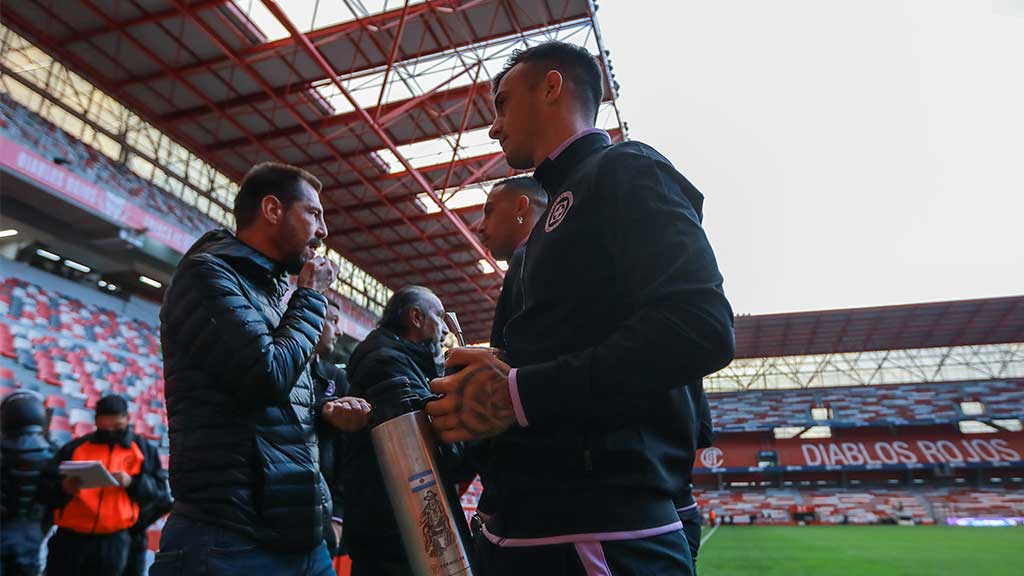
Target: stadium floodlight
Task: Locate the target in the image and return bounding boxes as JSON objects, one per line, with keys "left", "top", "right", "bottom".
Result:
{"left": 98, "top": 280, "right": 108, "bottom": 288}
{"left": 0, "top": 229, "right": 18, "bottom": 238}
{"left": 35, "top": 249, "right": 61, "bottom": 262}
{"left": 139, "top": 276, "right": 163, "bottom": 289}
{"left": 106, "top": 284, "right": 118, "bottom": 291}
{"left": 63, "top": 260, "right": 91, "bottom": 273}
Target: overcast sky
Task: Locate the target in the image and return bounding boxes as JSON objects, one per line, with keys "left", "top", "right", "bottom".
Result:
{"left": 598, "top": 0, "right": 1023, "bottom": 315}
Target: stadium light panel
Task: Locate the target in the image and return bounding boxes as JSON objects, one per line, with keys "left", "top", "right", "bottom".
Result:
{"left": 773, "top": 426, "right": 804, "bottom": 439}
{"left": 0, "top": 229, "right": 18, "bottom": 238}
{"left": 106, "top": 284, "right": 118, "bottom": 291}
{"left": 960, "top": 401, "right": 985, "bottom": 416}
{"left": 139, "top": 276, "right": 163, "bottom": 289}
{"left": 800, "top": 426, "right": 832, "bottom": 439}
{"left": 35, "top": 249, "right": 61, "bottom": 262}
{"left": 98, "top": 281, "right": 108, "bottom": 288}
{"left": 993, "top": 419, "right": 1023, "bottom": 432}
{"left": 63, "top": 260, "right": 91, "bottom": 273}
{"left": 958, "top": 420, "right": 998, "bottom": 434}
{"left": 811, "top": 406, "right": 833, "bottom": 421}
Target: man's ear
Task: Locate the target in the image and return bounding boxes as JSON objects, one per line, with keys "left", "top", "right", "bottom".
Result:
{"left": 542, "top": 70, "right": 564, "bottom": 105}
{"left": 409, "top": 307, "right": 424, "bottom": 330}
{"left": 514, "top": 194, "right": 531, "bottom": 218}
{"left": 261, "top": 195, "right": 285, "bottom": 225}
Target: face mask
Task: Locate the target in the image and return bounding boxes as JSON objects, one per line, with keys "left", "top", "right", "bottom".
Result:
{"left": 93, "top": 428, "right": 128, "bottom": 445}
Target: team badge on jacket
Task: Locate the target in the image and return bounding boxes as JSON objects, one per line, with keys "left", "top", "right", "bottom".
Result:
{"left": 545, "top": 190, "right": 574, "bottom": 232}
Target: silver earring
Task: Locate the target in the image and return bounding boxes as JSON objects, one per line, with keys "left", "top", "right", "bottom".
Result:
{"left": 516, "top": 216, "right": 524, "bottom": 224}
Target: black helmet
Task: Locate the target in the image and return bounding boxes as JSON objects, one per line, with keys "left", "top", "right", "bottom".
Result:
{"left": 1, "top": 391, "right": 47, "bottom": 434}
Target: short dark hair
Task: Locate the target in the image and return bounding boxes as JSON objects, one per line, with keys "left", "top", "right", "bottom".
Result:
{"left": 234, "top": 162, "right": 322, "bottom": 229}
{"left": 492, "top": 176, "right": 548, "bottom": 213}
{"left": 379, "top": 285, "right": 435, "bottom": 335}
{"left": 492, "top": 41, "right": 604, "bottom": 122}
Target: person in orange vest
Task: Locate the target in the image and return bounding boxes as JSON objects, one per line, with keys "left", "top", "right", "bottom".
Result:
{"left": 37, "top": 394, "right": 164, "bottom": 576}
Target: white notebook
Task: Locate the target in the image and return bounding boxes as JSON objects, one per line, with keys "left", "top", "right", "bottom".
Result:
{"left": 58, "top": 460, "right": 119, "bottom": 489}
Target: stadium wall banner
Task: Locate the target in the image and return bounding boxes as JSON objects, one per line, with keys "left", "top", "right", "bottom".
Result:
{"left": 1, "top": 135, "right": 198, "bottom": 253}
{"left": 696, "top": 428, "right": 1024, "bottom": 471}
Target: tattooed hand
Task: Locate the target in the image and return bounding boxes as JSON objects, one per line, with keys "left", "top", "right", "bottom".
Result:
{"left": 426, "top": 347, "right": 515, "bottom": 442}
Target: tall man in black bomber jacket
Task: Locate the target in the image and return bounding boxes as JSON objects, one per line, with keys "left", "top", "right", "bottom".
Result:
{"left": 426, "top": 42, "right": 735, "bottom": 575}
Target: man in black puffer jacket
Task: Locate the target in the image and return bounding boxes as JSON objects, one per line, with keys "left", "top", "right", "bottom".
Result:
{"left": 152, "top": 163, "right": 369, "bottom": 576}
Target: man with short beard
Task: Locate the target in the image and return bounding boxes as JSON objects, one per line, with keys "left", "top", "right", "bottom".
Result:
{"left": 153, "top": 162, "right": 368, "bottom": 575}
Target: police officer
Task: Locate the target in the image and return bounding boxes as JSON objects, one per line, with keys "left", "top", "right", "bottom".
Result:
{"left": 1, "top": 391, "right": 54, "bottom": 576}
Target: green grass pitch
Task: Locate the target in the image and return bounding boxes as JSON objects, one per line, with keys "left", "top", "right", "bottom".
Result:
{"left": 697, "top": 525, "right": 1023, "bottom": 576}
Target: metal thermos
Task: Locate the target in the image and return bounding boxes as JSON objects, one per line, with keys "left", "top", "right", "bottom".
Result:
{"left": 368, "top": 312, "right": 473, "bottom": 576}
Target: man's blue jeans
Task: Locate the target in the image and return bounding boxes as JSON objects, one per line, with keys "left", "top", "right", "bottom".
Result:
{"left": 149, "top": 513, "right": 334, "bottom": 576}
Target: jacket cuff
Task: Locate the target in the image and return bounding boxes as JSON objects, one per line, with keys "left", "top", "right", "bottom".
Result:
{"left": 293, "top": 287, "right": 328, "bottom": 307}
{"left": 508, "top": 368, "right": 528, "bottom": 427}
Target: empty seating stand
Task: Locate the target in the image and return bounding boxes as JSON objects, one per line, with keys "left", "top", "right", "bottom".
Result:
{"left": 710, "top": 380, "right": 1024, "bottom": 432}
{"left": 695, "top": 487, "right": 1021, "bottom": 525}
{"left": 0, "top": 94, "right": 217, "bottom": 236}
{"left": 1, "top": 276, "right": 167, "bottom": 451}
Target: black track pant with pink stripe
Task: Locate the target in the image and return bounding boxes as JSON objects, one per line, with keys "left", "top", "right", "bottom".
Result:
{"left": 474, "top": 529, "right": 693, "bottom": 576}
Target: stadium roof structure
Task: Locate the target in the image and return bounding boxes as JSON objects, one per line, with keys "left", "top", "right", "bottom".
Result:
{"left": 3, "top": 0, "right": 626, "bottom": 343}
{"left": 734, "top": 295, "right": 1024, "bottom": 359}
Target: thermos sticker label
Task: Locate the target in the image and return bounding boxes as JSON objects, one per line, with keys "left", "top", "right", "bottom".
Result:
{"left": 408, "top": 469, "right": 437, "bottom": 493}
{"left": 420, "top": 489, "right": 456, "bottom": 558}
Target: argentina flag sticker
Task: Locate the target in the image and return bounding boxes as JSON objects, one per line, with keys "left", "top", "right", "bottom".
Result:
{"left": 408, "top": 470, "right": 437, "bottom": 493}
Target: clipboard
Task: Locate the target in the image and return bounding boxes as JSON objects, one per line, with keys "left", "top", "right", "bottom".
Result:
{"left": 59, "top": 460, "right": 119, "bottom": 489}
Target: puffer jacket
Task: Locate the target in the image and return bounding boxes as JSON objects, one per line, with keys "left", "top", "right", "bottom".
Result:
{"left": 160, "top": 229, "right": 329, "bottom": 551}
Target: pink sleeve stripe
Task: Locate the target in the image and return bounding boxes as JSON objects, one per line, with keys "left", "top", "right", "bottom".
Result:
{"left": 508, "top": 368, "right": 528, "bottom": 427}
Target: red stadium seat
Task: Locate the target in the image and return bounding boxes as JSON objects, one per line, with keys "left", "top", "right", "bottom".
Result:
{"left": 0, "top": 323, "right": 16, "bottom": 358}
{"left": 44, "top": 394, "right": 67, "bottom": 409}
